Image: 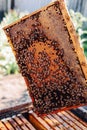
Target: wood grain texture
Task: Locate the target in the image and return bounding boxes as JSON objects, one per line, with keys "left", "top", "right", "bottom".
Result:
{"left": 29, "top": 111, "right": 87, "bottom": 130}
{"left": 0, "top": 112, "right": 87, "bottom": 130}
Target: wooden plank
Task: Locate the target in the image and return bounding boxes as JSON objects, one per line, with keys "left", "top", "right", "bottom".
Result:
{"left": 52, "top": 114, "right": 67, "bottom": 130}
{"left": 62, "top": 111, "right": 87, "bottom": 130}
{"left": 19, "top": 115, "right": 36, "bottom": 130}
{"left": 0, "top": 103, "right": 31, "bottom": 120}
{"left": 0, "top": 111, "right": 87, "bottom": 130}
{"left": 8, "top": 118, "right": 21, "bottom": 130}
{"left": 53, "top": 113, "right": 72, "bottom": 130}
{"left": 29, "top": 113, "right": 52, "bottom": 130}
{"left": 32, "top": 113, "right": 53, "bottom": 130}
{"left": 43, "top": 116, "right": 56, "bottom": 129}
{"left": 67, "top": 111, "right": 87, "bottom": 127}
{"left": 47, "top": 114, "right": 62, "bottom": 130}
{"left": 57, "top": 112, "right": 81, "bottom": 130}
{"left": 2, "top": 120, "right": 15, "bottom": 130}
{"left": 13, "top": 116, "right": 30, "bottom": 130}
{"left": 0, "top": 121, "right": 7, "bottom": 130}
{"left": 29, "top": 114, "right": 47, "bottom": 130}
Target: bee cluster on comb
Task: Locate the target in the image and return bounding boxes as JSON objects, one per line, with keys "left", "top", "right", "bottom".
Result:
{"left": 4, "top": 0, "right": 87, "bottom": 115}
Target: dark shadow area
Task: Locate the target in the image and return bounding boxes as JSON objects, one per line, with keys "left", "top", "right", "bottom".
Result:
{"left": 0, "top": 11, "right": 4, "bottom": 21}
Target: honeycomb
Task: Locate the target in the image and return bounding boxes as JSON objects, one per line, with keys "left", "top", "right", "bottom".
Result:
{"left": 4, "top": 0, "right": 87, "bottom": 115}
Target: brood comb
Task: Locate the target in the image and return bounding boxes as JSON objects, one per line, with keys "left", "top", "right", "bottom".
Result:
{"left": 4, "top": 0, "right": 87, "bottom": 115}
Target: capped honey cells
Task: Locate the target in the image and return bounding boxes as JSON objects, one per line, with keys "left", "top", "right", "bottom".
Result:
{"left": 4, "top": 0, "right": 87, "bottom": 115}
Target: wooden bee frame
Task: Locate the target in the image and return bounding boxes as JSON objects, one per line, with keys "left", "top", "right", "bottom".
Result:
{"left": 4, "top": 0, "right": 87, "bottom": 115}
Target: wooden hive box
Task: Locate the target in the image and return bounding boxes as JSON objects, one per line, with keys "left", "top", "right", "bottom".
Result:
{"left": 0, "top": 104, "right": 87, "bottom": 130}
{"left": 3, "top": 0, "right": 87, "bottom": 116}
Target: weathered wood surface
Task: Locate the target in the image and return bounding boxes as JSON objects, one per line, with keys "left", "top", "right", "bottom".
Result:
{"left": 0, "top": 111, "right": 87, "bottom": 130}
{"left": 0, "top": 114, "right": 36, "bottom": 130}
{"left": 29, "top": 111, "right": 87, "bottom": 130}
{"left": 0, "top": 74, "right": 31, "bottom": 110}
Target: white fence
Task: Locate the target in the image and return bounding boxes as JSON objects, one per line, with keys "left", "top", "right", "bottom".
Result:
{"left": 0, "top": 0, "right": 87, "bottom": 17}
{"left": 67, "top": 0, "right": 87, "bottom": 17}
{"left": 15, "top": 0, "right": 51, "bottom": 13}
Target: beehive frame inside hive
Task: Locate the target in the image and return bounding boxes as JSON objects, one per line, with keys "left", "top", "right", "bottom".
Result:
{"left": 4, "top": 0, "right": 87, "bottom": 115}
